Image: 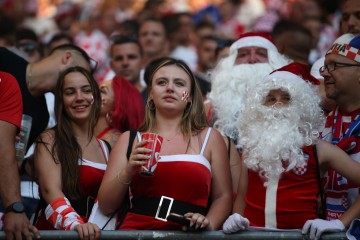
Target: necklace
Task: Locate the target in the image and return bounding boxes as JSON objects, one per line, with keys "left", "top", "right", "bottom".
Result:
{"left": 163, "top": 131, "right": 180, "bottom": 141}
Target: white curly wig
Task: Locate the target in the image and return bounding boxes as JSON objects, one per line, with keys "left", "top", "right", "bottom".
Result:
{"left": 209, "top": 35, "right": 291, "bottom": 141}
{"left": 238, "top": 67, "right": 325, "bottom": 185}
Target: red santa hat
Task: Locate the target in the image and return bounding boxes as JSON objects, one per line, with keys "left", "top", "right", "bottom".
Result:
{"left": 245, "top": 62, "right": 323, "bottom": 128}
{"left": 266, "top": 62, "right": 320, "bottom": 85}
{"left": 326, "top": 33, "right": 360, "bottom": 63}
{"left": 230, "top": 32, "right": 277, "bottom": 54}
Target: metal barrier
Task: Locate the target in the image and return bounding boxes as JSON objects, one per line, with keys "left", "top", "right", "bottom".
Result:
{"left": 0, "top": 230, "right": 347, "bottom": 239}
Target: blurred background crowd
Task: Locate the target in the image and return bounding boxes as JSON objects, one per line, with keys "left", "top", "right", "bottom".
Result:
{"left": 2, "top": 0, "right": 360, "bottom": 238}
{"left": 0, "top": 0, "right": 345, "bottom": 84}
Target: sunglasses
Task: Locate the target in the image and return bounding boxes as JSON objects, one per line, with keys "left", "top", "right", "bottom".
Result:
{"left": 16, "top": 42, "right": 39, "bottom": 53}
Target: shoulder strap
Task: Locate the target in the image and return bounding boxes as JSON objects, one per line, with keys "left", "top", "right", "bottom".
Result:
{"left": 99, "top": 139, "right": 111, "bottom": 163}
{"left": 200, "top": 128, "right": 212, "bottom": 155}
{"left": 126, "top": 130, "right": 137, "bottom": 160}
{"left": 313, "top": 144, "right": 326, "bottom": 219}
{"left": 103, "top": 140, "right": 111, "bottom": 153}
{"left": 227, "top": 136, "right": 231, "bottom": 159}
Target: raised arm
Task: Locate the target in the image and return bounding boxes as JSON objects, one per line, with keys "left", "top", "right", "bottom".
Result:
{"left": 97, "top": 131, "right": 150, "bottom": 215}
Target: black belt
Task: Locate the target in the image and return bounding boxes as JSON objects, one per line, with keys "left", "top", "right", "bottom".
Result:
{"left": 129, "top": 196, "right": 207, "bottom": 221}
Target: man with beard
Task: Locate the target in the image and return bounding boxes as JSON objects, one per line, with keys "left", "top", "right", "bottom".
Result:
{"left": 207, "top": 32, "right": 291, "bottom": 140}
{"left": 222, "top": 63, "right": 360, "bottom": 240}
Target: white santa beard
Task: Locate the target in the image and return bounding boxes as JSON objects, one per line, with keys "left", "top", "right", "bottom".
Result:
{"left": 210, "top": 63, "right": 274, "bottom": 139}
{"left": 240, "top": 105, "right": 307, "bottom": 186}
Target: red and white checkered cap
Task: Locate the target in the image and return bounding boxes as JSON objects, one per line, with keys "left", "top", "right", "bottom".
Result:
{"left": 326, "top": 33, "right": 360, "bottom": 63}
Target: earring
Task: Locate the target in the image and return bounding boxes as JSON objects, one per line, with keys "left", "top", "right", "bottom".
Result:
{"left": 146, "top": 98, "right": 156, "bottom": 111}
{"left": 105, "top": 112, "right": 112, "bottom": 124}
{"left": 185, "top": 100, "right": 193, "bottom": 113}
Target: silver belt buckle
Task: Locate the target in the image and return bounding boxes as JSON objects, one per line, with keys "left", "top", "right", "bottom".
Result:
{"left": 155, "top": 196, "right": 174, "bottom": 222}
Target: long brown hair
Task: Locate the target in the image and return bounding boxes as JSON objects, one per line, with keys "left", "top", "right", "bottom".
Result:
{"left": 36, "top": 66, "right": 101, "bottom": 200}
{"left": 139, "top": 57, "right": 208, "bottom": 138}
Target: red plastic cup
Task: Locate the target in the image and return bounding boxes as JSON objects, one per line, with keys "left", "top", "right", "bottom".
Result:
{"left": 140, "top": 133, "right": 163, "bottom": 176}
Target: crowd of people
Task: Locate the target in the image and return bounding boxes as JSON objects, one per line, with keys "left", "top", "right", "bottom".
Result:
{"left": 1, "top": 0, "right": 360, "bottom": 239}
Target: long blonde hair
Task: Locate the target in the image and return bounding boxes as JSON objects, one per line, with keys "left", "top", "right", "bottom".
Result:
{"left": 139, "top": 57, "right": 208, "bottom": 138}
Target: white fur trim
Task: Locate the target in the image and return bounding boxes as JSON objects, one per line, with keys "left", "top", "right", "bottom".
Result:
{"left": 265, "top": 71, "right": 303, "bottom": 83}
{"left": 265, "top": 179, "right": 278, "bottom": 228}
{"left": 310, "top": 57, "right": 324, "bottom": 80}
{"left": 230, "top": 36, "right": 277, "bottom": 53}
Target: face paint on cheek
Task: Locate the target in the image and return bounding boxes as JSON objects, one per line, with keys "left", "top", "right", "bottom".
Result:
{"left": 181, "top": 91, "right": 189, "bottom": 102}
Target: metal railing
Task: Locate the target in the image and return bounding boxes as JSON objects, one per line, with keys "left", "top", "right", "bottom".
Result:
{"left": 0, "top": 230, "right": 347, "bottom": 239}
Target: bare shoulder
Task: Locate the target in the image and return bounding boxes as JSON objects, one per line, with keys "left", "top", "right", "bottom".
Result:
{"left": 115, "top": 130, "right": 130, "bottom": 145}
{"left": 209, "top": 127, "right": 223, "bottom": 140}
{"left": 112, "top": 130, "right": 134, "bottom": 152}
{"left": 201, "top": 127, "right": 225, "bottom": 145}
{"left": 40, "top": 128, "right": 55, "bottom": 138}
{"left": 35, "top": 130, "right": 57, "bottom": 164}
{"left": 37, "top": 129, "right": 55, "bottom": 145}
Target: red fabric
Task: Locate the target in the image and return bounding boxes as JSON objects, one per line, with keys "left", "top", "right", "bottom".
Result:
{"left": 244, "top": 145, "right": 319, "bottom": 229}
{"left": 46, "top": 197, "right": 85, "bottom": 230}
{"left": 270, "top": 63, "right": 320, "bottom": 85}
{"left": 35, "top": 161, "right": 106, "bottom": 230}
{"left": 80, "top": 163, "right": 106, "bottom": 199}
{"left": 35, "top": 142, "right": 108, "bottom": 230}
{"left": 120, "top": 155, "right": 211, "bottom": 230}
{"left": 97, "top": 127, "right": 112, "bottom": 139}
{"left": 238, "top": 32, "right": 274, "bottom": 44}
{"left": 0, "top": 71, "right": 22, "bottom": 128}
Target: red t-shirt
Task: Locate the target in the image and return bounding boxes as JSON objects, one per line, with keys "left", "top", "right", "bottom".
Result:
{"left": 0, "top": 71, "right": 22, "bottom": 128}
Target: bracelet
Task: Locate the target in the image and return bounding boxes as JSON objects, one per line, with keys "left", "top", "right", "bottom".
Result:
{"left": 117, "top": 171, "right": 132, "bottom": 185}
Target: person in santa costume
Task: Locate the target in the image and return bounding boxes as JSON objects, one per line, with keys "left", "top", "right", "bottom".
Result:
{"left": 206, "top": 32, "right": 292, "bottom": 196}
{"left": 207, "top": 32, "right": 291, "bottom": 140}
{"left": 222, "top": 62, "right": 360, "bottom": 240}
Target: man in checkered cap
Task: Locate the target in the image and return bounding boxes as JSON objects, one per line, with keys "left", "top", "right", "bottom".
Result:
{"left": 222, "top": 62, "right": 360, "bottom": 240}
{"left": 207, "top": 32, "right": 291, "bottom": 140}
{"left": 318, "top": 33, "right": 360, "bottom": 238}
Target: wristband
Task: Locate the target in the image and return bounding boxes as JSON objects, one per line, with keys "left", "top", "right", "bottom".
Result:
{"left": 45, "top": 196, "right": 85, "bottom": 230}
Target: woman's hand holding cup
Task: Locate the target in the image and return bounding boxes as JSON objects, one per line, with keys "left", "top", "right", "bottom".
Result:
{"left": 127, "top": 140, "right": 152, "bottom": 175}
